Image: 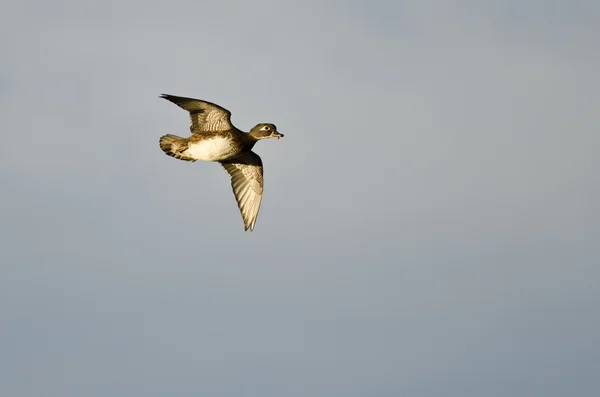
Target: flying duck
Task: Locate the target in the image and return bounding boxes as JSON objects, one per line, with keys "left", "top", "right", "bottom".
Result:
{"left": 158, "top": 94, "right": 284, "bottom": 231}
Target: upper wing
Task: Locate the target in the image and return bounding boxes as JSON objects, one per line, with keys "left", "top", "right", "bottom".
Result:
{"left": 160, "top": 94, "right": 233, "bottom": 133}
{"left": 219, "top": 151, "right": 264, "bottom": 231}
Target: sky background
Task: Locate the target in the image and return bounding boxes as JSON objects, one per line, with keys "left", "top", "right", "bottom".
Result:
{"left": 1, "top": 0, "right": 599, "bottom": 396}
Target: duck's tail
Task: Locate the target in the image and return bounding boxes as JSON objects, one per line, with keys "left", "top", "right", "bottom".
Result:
{"left": 159, "top": 134, "right": 196, "bottom": 162}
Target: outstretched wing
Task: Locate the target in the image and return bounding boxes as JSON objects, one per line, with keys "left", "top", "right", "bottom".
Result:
{"left": 220, "top": 151, "right": 264, "bottom": 231}
{"left": 160, "top": 94, "right": 233, "bottom": 133}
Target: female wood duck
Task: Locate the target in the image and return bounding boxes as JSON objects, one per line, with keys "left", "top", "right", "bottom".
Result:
{"left": 158, "top": 94, "right": 284, "bottom": 231}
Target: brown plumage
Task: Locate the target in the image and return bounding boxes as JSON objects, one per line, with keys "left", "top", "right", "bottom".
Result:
{"left": 158, "top": 94, "right": 284, "bottom": 231}
{"left": 159, "top": 134, "right": 196, "bottom": 162}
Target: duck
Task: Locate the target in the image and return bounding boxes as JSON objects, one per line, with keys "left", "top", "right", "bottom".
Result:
{"left": 158, "top": 94, "right": 284, "bottom": 231}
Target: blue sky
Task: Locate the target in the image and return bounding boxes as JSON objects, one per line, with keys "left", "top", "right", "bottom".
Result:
{"left": 1, "top": 1, "right": 599, "bottom": 396}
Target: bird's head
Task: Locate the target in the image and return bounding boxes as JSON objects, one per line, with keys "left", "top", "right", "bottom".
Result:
{"left": 249, "top": 123, "right": 284, "bottom": 140}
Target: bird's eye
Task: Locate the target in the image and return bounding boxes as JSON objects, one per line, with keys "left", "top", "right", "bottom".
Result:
{"left": 263, "top": 125, "right": 271, "bottom": 131}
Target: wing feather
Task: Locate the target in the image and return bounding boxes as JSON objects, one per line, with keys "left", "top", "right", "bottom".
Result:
{"left": 160, "top": 94, "right": 233, "bottom": 133}
{"left": 219, "top": 151, "right": 264, "bottom": 231}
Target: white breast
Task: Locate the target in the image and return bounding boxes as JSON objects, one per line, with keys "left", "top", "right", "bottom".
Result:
{"left": 184, "top": 137, "right": 233, "bottom": 161}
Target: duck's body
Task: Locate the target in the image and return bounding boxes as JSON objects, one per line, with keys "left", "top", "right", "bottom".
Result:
{"left": 185, "top": 134, "right": 243, "bottom": 162}
{"left": 160, "top": 129, "right": 252, "bottom": 162}
{"left": 158, "top": 94, "right": 283, "bottom": 231}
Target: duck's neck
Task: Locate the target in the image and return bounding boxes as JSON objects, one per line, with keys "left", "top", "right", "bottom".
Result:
{"left": 244, "top": 133, "right": 259, "bottom": 149}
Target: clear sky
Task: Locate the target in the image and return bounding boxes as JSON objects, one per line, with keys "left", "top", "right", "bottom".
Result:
{"left": 1, "top": 0, "right": 599, "bottom": 396}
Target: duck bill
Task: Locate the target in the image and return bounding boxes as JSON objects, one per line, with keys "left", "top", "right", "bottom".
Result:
{"left": 274, "top": 132, "right": 284, "bottom": 140}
